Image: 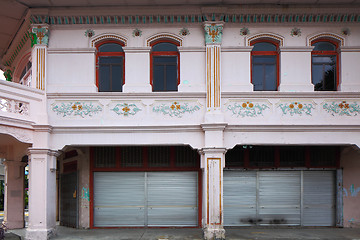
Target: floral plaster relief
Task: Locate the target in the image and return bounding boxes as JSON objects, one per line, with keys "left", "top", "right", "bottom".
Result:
{"left": 226, "top": 100, "right": 270, "bottom": 117}
{"left": 51, "top": 101, "right": 102, "bottom": 118}
{"left": 152, "top": 101, "right": 201, "bottom": 118}
{"left": 323, "top": 101, "right": 360, "bottom": 116}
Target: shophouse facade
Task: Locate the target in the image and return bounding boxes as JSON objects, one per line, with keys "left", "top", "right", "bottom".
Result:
{"left": 0, "top": 1, "right": 360, "bottom": 240}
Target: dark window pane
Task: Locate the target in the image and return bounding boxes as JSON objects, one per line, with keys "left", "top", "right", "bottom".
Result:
{"left": 153, "top": 64, "right": 165, "bottom": 91}
{"left": 312, "top": 56, "right": 334, "bottom": 64}
{"left": 253, "top": 56, "right": 276, "bottom": 64}
{"left": 175, "top": 146, "right": 198, "bottom": 167}
{"left": 253, "top": 56, "right": 277, "bottom": 91}
{"left": 225, "top": 146, "right": 245, "bottom": 167}
{"left": 279, "top": 146, "right": 305, "bottom": 167}
{"left": 166, "top": 65, "right": 178, "bottom": 91}
{"left": 264, "top": 64, "right": 277, "bottom": 91}
{"left": 94, "top": 147, "right": 116, "bottom": 168}
{"left": 310, "top": 146, "right": 337, "bottom": 167}
{"left": 98, "top": 57, "right": 123, "bottom": 92}
{"left": 99, "top": 65, "right": 110, "bottom": 92}
{"left": 148, "top": 146, "right": 170, "bottom": 167}
{"left": 112, "top": 64, "right": 123, "bottom": 92}
{"left": 313, "top": 42, "right": 336, "bottom": 51}
{"left": 153, "top": 56, "right": 178, "bottom": 92}
{"left": 252, "top": 42, "right": 277, "bottom": 51}
{"left": 249, "top": 146, "right": 274, "bottom": 167}
{"left": 312, "top": 56, "right": 336, "bottom": 91}
{"left": 121, "top": 146, "right": 143, "bottom": 167}
{"left": 152, "top": 42, "right": 178, "bottom": 52}
{"left": 252, "top": 64, "right": 264, "bottom": 91}
{"left": 98, "top": 43, "right": 123, "bottom": 52}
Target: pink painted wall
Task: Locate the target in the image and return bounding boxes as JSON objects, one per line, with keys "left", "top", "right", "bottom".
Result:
{"left": 341, "top": 146, "right": 360, "bottom": 228}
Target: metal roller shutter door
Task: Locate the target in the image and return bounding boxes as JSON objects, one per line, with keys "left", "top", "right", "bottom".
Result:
{"left": 93, "top": 171, "right": 198, "bottom": 227}
{"left": 303, "top": 171, "right": 336, "bottom": 226}
{"left": 223, "top": 171, "right": 256, "bottom": 226}
{"left": 94, "top": 172, "right": 146, "bottom": 227}
{"left": 258, "top": 171, "right": 301, "bottom": 226}
{"left": 224, "top": 170, "right": 335, "bottom": 227}
{"left": 147, "top": 172, "right": 198, "bottom": 226}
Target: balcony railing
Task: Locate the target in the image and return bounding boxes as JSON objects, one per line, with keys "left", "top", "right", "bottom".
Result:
{"left": 0, "top": 80, "right": 44, "bottom": 125}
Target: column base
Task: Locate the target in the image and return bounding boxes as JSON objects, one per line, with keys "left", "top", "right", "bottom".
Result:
{"left": 25, "top": 227, "right": 56, "bottom": 240}
{"left": 4, "top": 220, "right": 25, "bottom": 229}
{"left": 203, "top": 226, "right": 225, "bottom": 240}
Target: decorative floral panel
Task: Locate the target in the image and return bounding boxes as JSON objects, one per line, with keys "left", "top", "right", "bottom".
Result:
{"left": 152, "top": 101, "right": 202, "bottom": 118}
{"left": 278, "top": 101, "right": 315, "bottom": 116}
{"left": 51, "top": 101, "right": 102, "bottom": 118}
{"left": 323, "top": 100, "right": 360, "bottom": 116}
{"left": 225, "top": 100, "right": 270, "bottom": 117}
{"left": 110, "top": 102, "right": 142, "bottom": 116}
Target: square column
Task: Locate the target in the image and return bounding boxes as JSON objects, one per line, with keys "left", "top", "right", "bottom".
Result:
{"left": 278, "top": 47, "right": 314, "bottom": 92}
{"left": 3, "top": 160, "right": 26, "bottom": 229}
{"left": 200, "top": 148, "right": 226, "bottom": 240}
{"left": 339, "top": 47, "right": 360, "bottom": 91}
{"left": 123, "top": 47, "right": 152, "bottom": 92}
{"left": 26, "top": 149, "right": 59, "bottom": 240}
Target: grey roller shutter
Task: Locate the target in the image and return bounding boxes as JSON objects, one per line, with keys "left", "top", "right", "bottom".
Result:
{"left": 258, "top": 171, "right": 301, "bottom": 226}
{"left": 303, "top": 171, "right": 336, "bottom": 226}
{"left": 224, "top": 171, "right": 256, "bottom": 226}
{"left": 147, "top": 172, "right": 198, "bottom": 226}
{"left": 93, "top": 172, "right": 146, "bottom": 227}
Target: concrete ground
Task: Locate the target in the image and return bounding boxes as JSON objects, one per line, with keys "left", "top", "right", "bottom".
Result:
{"left": 7, "top": 226, "right": 360, "bottom": 240}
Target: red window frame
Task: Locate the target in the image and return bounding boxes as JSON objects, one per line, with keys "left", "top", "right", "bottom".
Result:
{"left": 311, "top": 38, "right": 340, "bottom": 90}
{"left": 95, "top": 40, "right": 125, "bottom": 91}
{"left": 150, "top": 39, "right": 180, "bottom": 91}
{"left": 250, "top": 39, "right": 280, "bottom": 91}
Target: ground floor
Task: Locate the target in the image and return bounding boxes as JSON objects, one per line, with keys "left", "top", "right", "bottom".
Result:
{"left": 2, "top": 132, "right": 360, "bottom": 240}
{"left": 8, "top": 225, "right": 360, "bottom": 240}
{"left": 56, "top": 145, "right": 360, "bottom": 234}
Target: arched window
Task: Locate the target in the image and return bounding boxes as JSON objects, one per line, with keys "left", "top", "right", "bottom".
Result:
{"left": 150, "top": 40, "right": 179, "bottom": 92}
{"left": 96, "top": 41, "right": 125, "bottom": 92}
{"left": 311, "top": 39, "right": 339, "bottom": 91}
{"left": 251, "top": 40, "right": 279, "bottom": 91}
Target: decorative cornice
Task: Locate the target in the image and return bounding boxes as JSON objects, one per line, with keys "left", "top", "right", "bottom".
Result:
{"left": 48, "top": 48, "right": 97, "bottom": 54}
{"left": 178, "top": 47, "right": 206, "bottom": 52}
{"left": 340, "top": 47, "right": 360, "bottom": 52}
{"left": 51, "top": 125, "right": 203, "bottom": 133}
{"left": 123, "top": 47, "right": 151, "bottom": 53}
{"left": 221, "top": 46, "right": 253, "bottom": 52}
{"left": 225, "top": 125, "right": 360, "bottom": 132}
{"left": 32, "top": 124, "right": 53, "bottom": 133}
{"left": 28, "top": 148, "right": 61, "bottom": 157}
{"left": 30, "top": 13, "right": 360, "bottom": 25}
{"left": 279, "top": 46, "right": 314, "bottom": 52}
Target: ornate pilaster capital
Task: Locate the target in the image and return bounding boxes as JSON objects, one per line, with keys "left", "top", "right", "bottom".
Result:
{"left": 204, "top": 22, "right": 224, "bottom": 45}
{"left": 30, "top": 24, "right": 50, "bottom": 47}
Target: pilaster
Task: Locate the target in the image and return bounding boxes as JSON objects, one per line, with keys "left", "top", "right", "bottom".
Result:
{"left": 199, "top": 148, "right": 226, "bottom": 240}
{"left": 3, "top": 160, "right": 27, "bottom": 229}
{"left": 204, "top": 22, "right": 224, "bottom": 122}
{"left": 26, "top": 148, "right": 60, "bottom": 240}
{"left": 30, "top": 24, "right": 49, "bottom": 91}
